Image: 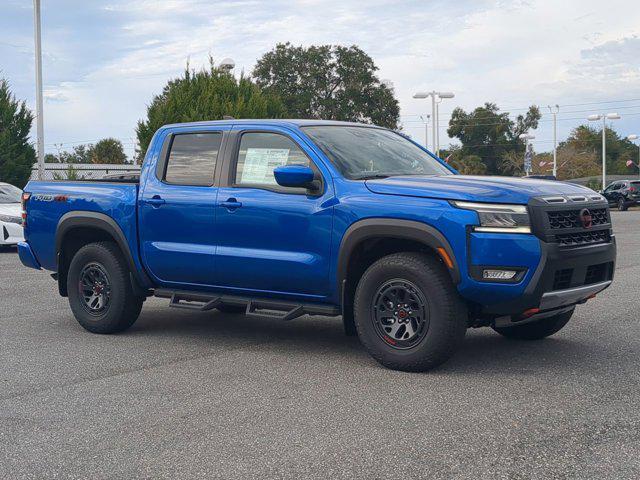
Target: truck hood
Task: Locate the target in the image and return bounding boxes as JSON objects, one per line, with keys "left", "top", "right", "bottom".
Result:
{"left": 0, "top": 203, "right": 21, "bottom": 217}
{"left": 364, "top": 175, "right": 596, "bottom": 204}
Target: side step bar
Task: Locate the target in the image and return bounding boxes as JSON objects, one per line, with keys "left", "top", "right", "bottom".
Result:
{"left": 154, "top": 289, "right": 340, "bottom": 321}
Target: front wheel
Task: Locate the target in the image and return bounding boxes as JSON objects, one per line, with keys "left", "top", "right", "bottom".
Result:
{"left": 353, "top": 252, "right": 467, "bottom": 372}
{"left": 492, "top": 309, "right": 574, "bottom": 340}
{"left": 67, "top": 241, "right": 144, "bottom": 333}
{"left": 618, "top": 198, "right": 628, "bottom": 211}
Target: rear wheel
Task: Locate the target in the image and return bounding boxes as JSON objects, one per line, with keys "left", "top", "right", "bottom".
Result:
{"left": 492, "top": 309, "right": 573, "bottom": 340}
{"left": 353, "top": 252, "right": 467, "bottom": 372}
{"left": 67, "top": 241, "right": 144, "bottom": 333}
{"left": 618, "top": 198, "right": 627, "bottom": 211}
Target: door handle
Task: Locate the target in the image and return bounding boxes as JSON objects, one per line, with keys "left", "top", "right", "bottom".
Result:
{"left": 144, "top": 195, "right": 166, "bottom": 207}
{"left": 220, "top": 198, "right": 242, "bottom": 210}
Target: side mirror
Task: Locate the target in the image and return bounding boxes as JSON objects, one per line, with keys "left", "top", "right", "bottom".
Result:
{"left": 273, "top": 165, "right": 318, "bottom": 190}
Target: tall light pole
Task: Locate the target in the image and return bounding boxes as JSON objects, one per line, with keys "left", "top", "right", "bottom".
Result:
{"left": 519, "top": 133, "right": 535, "bottom": 175}
{"left": 413, "top": 91, "right": 454, "bottom": 156}
{"left": 588, "top": 113, "right": 621, "bottom": 189}
{"left": 547, "top": 105, "right": 559, "bottom": 178}
{"left": 628, "top": 134, "right": 640, "bottom": 180}
{"left": 33, "top": 0, "right": 44, "bottom": 180}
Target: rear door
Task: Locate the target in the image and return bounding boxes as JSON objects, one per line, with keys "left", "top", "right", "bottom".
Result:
{"left": 139, "top": 127, "right": 228, "bottom": 287}
{"left": 214, "top": 125, "right": 334, "bottom": 300}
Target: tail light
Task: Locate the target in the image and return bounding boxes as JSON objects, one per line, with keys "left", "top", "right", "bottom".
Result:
{"left": 21, "top": 192, "right": 30, "bottom": 227}
{"left": 630, "top": 187, "right": 637, "bottom": 192}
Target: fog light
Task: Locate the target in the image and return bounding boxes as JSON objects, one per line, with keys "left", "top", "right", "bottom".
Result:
{"left": 483, "top": 269, "right": 517, "bottom": 280}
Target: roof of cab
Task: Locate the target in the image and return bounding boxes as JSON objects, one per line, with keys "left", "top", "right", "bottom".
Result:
{"left": 160, "top": 119, "right": 380, "bottom": 130}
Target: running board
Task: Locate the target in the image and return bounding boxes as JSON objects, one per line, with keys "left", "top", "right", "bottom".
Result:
{"left": 155, "top": 289, "right": 340, "bottom": 320}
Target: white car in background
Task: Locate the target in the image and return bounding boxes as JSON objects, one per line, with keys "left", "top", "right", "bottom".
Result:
{"left": 0, "top": 182, "right": 24, "bottom": 246}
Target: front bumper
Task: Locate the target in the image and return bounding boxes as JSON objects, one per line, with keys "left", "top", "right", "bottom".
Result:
{"left": 482, "top": 238, "right": 616, "bottom": 316}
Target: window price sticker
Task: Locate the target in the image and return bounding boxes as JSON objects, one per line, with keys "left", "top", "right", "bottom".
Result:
{"left": 241, "top": 148, "right": 290, "bottom": 184}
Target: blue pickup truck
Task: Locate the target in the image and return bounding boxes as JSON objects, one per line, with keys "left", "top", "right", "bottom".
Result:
{"left": 18, "top": 120, "right": 616, "bottom": 371}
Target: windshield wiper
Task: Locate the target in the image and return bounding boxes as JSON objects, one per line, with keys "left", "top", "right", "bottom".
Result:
{"left": 352, "top": 173, "right": 392, "bottom": 180}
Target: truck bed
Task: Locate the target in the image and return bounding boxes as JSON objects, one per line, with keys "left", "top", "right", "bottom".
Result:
{"left": 24, "top": 180, "right": 140, "bottom": 272}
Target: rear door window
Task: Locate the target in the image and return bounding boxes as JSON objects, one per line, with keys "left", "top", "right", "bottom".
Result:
{"left": 164, "top": 132, "right": 223, "bottom": 186}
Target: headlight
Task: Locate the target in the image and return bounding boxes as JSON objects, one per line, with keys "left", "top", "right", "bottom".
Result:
{"left": 452, "top": 201, "right": 531, "bottom": 233}
{"left": 0, "top": 214, "right": 22, "bottom": 225}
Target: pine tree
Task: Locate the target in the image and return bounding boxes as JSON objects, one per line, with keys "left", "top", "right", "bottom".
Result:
{"left": 136, "top": 60, "right": 286, "bottom": 161}
{"left": 0, "top": 79, "right": 36, "bottom": 188}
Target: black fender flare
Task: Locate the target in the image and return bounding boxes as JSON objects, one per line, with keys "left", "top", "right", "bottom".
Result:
{"left": 336, "top": 218, "right": 461, "bottom": 291}
{"left": 55, "top": 211, "right": 151, "bottom": 294}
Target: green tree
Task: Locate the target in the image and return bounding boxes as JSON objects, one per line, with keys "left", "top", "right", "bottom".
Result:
{"left": 0, "top": 78, "right": 36, "bottom": 188}
{"left": 561, "top": 125, "right": 638, "bottom": 176}
{"left": 530, "top": 146, "right": 599, "bottom": 180}
{"left": 90, "top": 138, "right": 128, "bottom": 164}
{"left": 450, "top": 154, "right": 487, "bottom": 175}
{"left": 46, "top": 144, "right": 93, "bottom": 164}
{"left": 52, "top": 164, "right": 85, "bottom": 181}
{"left": 136, "top": 60, "right": 286, "bottom": 160}
{"left": 447, "top": 103, "right": 540, "bottom": 175}
{"left": 253, "top": 42, "right": 399, "bottom": 129}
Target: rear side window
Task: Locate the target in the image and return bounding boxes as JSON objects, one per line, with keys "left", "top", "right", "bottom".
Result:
{"left": 234, "top": 132, "right": 310, "bottom": 187}
{"left": 164, "top": 132, "right": 222, "bottom": 186}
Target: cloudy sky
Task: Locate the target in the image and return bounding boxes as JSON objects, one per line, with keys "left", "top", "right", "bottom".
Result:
{"left": 1, "top": 0, "right": 639, "bottom": 160}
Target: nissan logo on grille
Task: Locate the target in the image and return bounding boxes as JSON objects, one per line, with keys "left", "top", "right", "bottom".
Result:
{"left": 579, "top": 208, "right": 593, "bottom": 229}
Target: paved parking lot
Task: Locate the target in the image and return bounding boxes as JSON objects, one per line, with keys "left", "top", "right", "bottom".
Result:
{"left": 1, "top": 211, "right": 639, "bottom": 479}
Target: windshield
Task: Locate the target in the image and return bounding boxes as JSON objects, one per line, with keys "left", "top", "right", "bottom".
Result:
{"left": 0, "top": 184, "right": 22, "bottom": 203}
{"left": 302, "top": 126, "right": 452, "bottom": 179}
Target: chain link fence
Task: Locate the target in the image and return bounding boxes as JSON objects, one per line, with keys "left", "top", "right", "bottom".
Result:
{"left": 30, "top": 164, "right": 141, "bottom": 181}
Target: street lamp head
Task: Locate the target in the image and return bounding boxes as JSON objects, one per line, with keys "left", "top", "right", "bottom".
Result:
{"left": 413, "top": 92, "right": 430, "bottom": 99}
{"left": 519, "top": 133, "right": 535, "bottom": 140}
{"left": 587, "top": 114, "right": 602, "bottom": 121}
{"left": 628, "top": 134, "right": 639, "bottom": 141}
{"left": 219, "top": 57, "right": 235, "bottom": 71}
{"left": 437, "top": 92, "right": 455, "bottom": 99}
{"left": 606, "top": 113, "right": 621, "bottom": 120}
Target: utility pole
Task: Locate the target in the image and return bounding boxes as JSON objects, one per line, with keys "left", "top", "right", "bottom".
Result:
{"left": 431, "top": 93, "right": 437, "bottom": 153}
{"left": 435, "top": 99, "right": 441, "bottom": 156}
{"left": 588, "top": 113, "right": 621, "bottom": 189}
{"left": 419, "top": 115, "right": 430, "bottom": 149}
{"left": 628, "top": 135, "right": 639, "bottom": 180}
{"left": 33, "top": 0, "right": 45, "bottom": 180}
{"left": 547, "top": 105, "right": 559, "bottom": 178}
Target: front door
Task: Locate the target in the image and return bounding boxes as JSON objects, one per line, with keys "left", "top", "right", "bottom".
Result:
{"left": 215, "top": 127, "right": 334, "bottom": 300}
{"left": 139, "top": 128, "right": 227, "bottom": 287}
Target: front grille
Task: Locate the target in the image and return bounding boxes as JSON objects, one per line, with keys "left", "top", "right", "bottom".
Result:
{"left": 551, "top": 262, "right": 613, "bottom": 291}
{"left": 553, "top": 268, "right": 573, "bottom": 290}
{"left": 556, "top": 230, "right": 611, "bottom": 246}
{"left": 547, "top": 208, "right": 608, "bottom": 230}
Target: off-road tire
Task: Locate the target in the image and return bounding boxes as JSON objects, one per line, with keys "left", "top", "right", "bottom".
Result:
{"left": 493, "top": 309, "right": 574, "bottom": 340}
{"left": 618, "top": 198, "right": 628, "bottom": 211}
{"left": 67, "top": 241, "right": 143, "bottom": 333}
{"left": 353, "top": 252, "right": 467, "bottom": 372}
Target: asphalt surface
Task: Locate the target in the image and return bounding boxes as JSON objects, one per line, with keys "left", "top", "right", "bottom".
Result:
{"left": 1, "top": 211, "right": 639, "bottom": 479}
